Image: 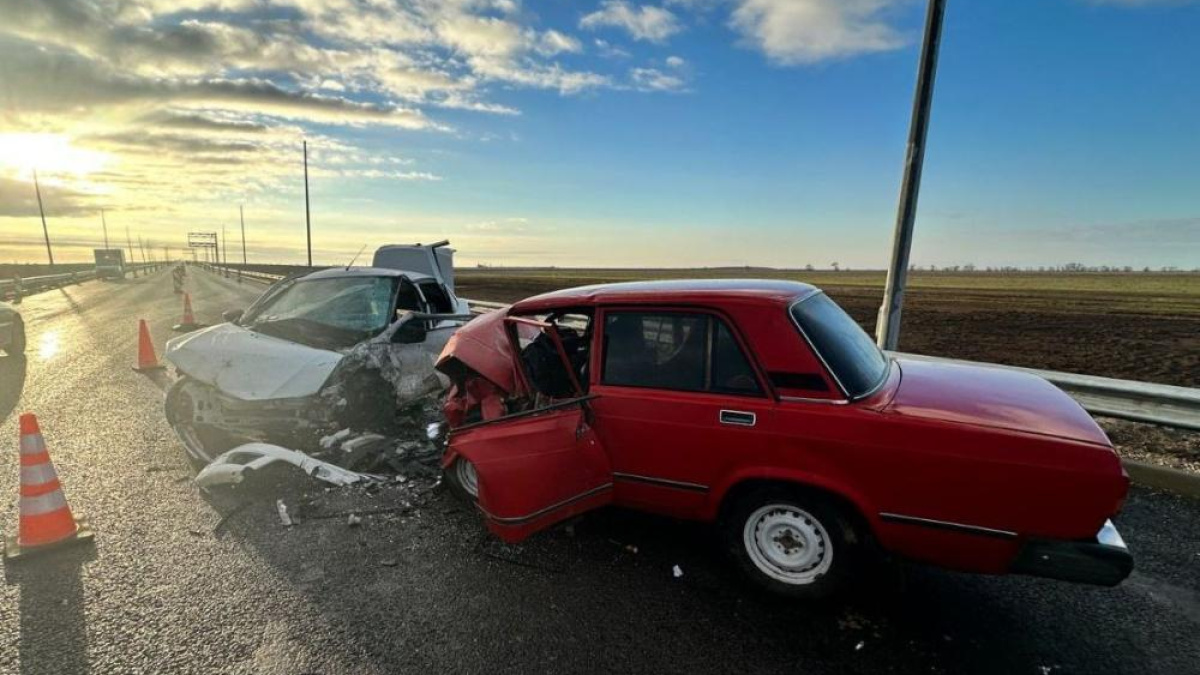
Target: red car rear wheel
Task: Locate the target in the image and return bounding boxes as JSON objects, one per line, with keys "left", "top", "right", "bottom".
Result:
{"left": 722, "top": 487, "right": 858, "bottom": 599}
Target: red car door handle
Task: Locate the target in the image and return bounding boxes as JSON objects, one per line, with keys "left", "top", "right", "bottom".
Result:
{"left": 719, "top": 410, "right": 756, "bottom": 427}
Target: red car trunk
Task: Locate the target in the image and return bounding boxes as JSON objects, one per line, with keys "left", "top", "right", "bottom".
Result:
{"left": 887, "top": 358, "right": 1113, "bottom": 449}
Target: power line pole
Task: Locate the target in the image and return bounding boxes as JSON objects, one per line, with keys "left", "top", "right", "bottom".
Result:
{"left": 126, "top": 226, "right": 137, "bottom": 277}
{"left": 239, "top": 205, "right": 247, "bottom": 284}
{"left": 33, "top": 169, "right": 54, "bottom": 267}
{"left": 240, "top": 205, "right": 247, "bottom": 265}
{"left": 303, "top": 140, "right": 312, "bottom": 268}
{"left": 101, "top": 208, "right": 110, "bottom": 249}
{"left": 876, "top": 0, "right": 947, "bottom": 350}
{"left": 221, "top": 223, "right": 228, "bottom": 276}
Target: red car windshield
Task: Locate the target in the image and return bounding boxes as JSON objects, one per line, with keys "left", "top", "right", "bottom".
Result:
{"left": 790, "top": 293, "right": 889, "bottom": 399}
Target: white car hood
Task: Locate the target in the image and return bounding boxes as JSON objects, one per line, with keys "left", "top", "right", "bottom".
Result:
{"left": 165, "top": 323, "right": 344, "bottom": 401}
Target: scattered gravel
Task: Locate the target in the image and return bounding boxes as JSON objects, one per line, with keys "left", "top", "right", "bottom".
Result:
{"left": 1099, "top": 417, "right": 1200, "bottom": 473}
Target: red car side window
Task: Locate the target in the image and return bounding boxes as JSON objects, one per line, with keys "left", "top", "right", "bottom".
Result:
{"left": 601, "top": 311, "right": 763, "bottom": 396}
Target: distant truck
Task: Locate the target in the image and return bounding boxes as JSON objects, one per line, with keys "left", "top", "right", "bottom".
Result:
{"left": 94, "top": 249, "right": 126, "bottom": 280}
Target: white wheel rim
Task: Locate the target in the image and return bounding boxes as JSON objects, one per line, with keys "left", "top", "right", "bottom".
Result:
{"left": 743, "top": 504, "right": 833, "bottom": 585}
{"left": 455, "top": 458, "right": 479, "bottom": 498}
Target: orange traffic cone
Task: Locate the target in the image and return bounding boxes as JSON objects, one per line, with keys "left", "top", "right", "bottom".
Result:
{"left": 172, "top": 293, "right": 201, "bottom": 332}
{"left": 3, "top": 414, "right": 94, "bottom": 561}
{"left": 133, "top": 319, "right": 165, "bottom": 371}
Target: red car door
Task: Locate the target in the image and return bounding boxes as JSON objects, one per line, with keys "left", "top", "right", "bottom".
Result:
{"left": 450, "top": 404, "right": 612, "bottom": 543}
{"left": 448, "top": 316, "right": 612, "bottom": 543}
{"left": 588, "top": 308, "right": 777, "bottom": 518}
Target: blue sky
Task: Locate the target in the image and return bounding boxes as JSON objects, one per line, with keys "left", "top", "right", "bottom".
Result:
{"left": 0, "top": 0, "right": 1197, "bottom": 269}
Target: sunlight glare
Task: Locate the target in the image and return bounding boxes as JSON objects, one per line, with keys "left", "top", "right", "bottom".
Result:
{"left": 38, "top": 330, "right": 61, "bottom": 360}
{"left": 0, "top": 133, "right": 110, "bottom": 177}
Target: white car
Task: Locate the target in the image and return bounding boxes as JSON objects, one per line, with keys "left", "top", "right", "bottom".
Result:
{"left": 164, "top": 242, "right": 470, "bottom": 467}
{"left": 0, "top": 302, "right": 25, "bottom": 356}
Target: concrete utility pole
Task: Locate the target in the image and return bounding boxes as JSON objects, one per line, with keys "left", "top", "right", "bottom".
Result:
{"left": 33, "top": 169, "right": 54, "bottom": 267}
{"left": 876, "top": 0, "right": 947, "bottom": 350}
{"left": 303, "top": 140, "right": 312, "bottom": 267}
{"left": 101, "top": 208, "right": 110, "bottom": 249}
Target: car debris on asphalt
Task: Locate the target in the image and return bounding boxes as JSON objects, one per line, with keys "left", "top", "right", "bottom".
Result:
{"left": 276, "top": 499, "right": 293, "bottom": 527}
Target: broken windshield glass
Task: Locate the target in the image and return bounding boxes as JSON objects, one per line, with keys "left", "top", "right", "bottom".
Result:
{"left": 246, "top": 276, "right": 399, "bottom": 347}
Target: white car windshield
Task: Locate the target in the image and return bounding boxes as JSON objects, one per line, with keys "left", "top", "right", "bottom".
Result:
{"left": 247, "top": 276, "right": 399, "bottom": 345}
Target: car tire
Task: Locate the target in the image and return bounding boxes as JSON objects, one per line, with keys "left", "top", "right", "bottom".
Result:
{"left": 444, "top": 456, "right": 479, "bottom": 504}
{"left": 165, "top": 378, "right": 242, "bottom": 471}
{"left": 721, "top": 487, "right": 858, "bottom": 599}
{"left": 5, "top": 319, "right": 26, "bottom": 355}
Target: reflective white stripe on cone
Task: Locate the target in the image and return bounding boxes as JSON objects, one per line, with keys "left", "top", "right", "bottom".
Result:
{"left": 19, "top": 491, "right": 69, "bottom": 516}
{"left": 19, "top": 463, "right": 59, "bottom": 486}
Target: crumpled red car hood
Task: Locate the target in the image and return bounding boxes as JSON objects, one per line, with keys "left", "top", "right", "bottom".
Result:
{"left": 435, "top": 308, "right": 521, "bottom": 394}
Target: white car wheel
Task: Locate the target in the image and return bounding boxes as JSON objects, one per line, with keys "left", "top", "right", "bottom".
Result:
{"left": 742, "top": 503, "right": 834, "bottom": 586}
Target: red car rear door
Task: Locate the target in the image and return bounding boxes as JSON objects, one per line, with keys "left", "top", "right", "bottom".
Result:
{"left": 588, "top": 308, "right": 777, "bottom": 518}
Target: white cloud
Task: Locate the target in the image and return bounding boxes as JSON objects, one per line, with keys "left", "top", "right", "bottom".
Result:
{"left": 537, "top": 29, "right": 584, "bottom": 55}
{"left": 581, "top": 1, "right": 683, "bottom": 42}
{"left": 630, "top": 67, "right": 688, "bottom": 92}
{"left": 665, "top": 55, "right": 686, "bottom": 68}
{"left": 728, "top": 0, "right": 907, "bottom": 65}
{"left": 594, "top": 39, "right": 632, "bottom": 59}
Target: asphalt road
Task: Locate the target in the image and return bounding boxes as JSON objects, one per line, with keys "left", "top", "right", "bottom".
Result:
{"left": 1, "top": 268, "right": 1198, "bottom": 675}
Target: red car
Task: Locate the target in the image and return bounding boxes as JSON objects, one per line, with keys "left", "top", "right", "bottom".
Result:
{"left": 435, "top": 280, "right": 1132, "bottom": 598}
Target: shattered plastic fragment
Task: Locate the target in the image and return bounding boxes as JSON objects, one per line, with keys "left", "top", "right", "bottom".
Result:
{"left": 426, "top": 422, "right": 444, "bottom": 440}
{"left": 320, "top": 428, "right": 354, "bottom": 450}
{"left": 277, "top": 499, "right": 293, "bottom": 527}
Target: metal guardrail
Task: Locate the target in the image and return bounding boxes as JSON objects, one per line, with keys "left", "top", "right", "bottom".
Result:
{"left": 0, "top": 263, "right": 165, "bottom": 302}
{"left": 203, "top": 265, "right": 1200, "bottom": 431}
{"left": 192, "top": 263, "right": 291, "bottom": 285}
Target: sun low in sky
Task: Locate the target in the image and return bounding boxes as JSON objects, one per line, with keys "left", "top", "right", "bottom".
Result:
{"left": 0, "top": 0, "right": 1197, "bottom": 270}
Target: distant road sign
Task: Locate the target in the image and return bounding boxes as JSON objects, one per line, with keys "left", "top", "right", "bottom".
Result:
{"left": 187, "top": 232, "right": 218, "bottom": 249}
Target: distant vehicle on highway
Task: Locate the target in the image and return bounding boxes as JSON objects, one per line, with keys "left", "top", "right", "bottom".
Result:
{"left": 163, "top": 242, "right": 470, "bottom": 467}
{"left": 436, "top": 280, "right": 1133, "bottom": 598}
{"left": 94, "top": 248, "right": 126, "bottom": 280}
{"left": 0, "top": 301, "right": 25, "bottom": 356}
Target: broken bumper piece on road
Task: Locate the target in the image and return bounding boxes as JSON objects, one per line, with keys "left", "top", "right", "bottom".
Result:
{"left": 194, "top": 442, "right": 382, "bottom": 488}
{"left": 1010, "top": 519, "right": 1134, "bottom": 587}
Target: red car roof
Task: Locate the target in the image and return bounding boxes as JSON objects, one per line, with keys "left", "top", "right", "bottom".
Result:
{"left": 510, "top": 279, "right": 821, "bottom": 313}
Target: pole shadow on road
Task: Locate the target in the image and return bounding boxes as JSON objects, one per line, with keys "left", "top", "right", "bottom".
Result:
{"left": 4, "top": 544, "right": 97, "bottom": 675}
{"left": 0, "top": 355, "right": 28, "bottom": 426}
